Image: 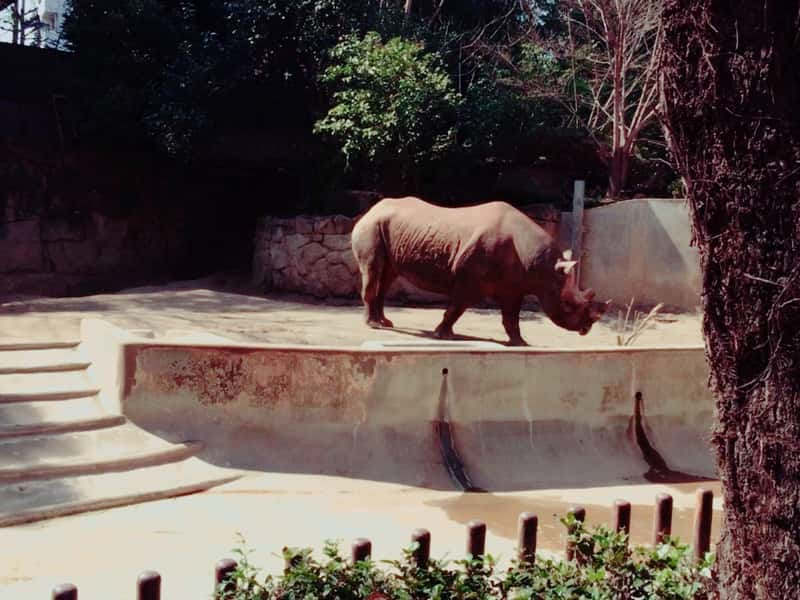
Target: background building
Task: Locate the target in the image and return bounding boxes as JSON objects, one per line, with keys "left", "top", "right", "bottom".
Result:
{"left": 0, "top": 0, "right": 65, "bottom": 46}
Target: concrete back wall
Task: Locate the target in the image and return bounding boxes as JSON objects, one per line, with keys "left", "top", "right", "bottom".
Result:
{"left": 580, "top": 199, "right": 701, "bottom": 309}
{"left": 121, "top": 342, "right": 716, "bottom": 491}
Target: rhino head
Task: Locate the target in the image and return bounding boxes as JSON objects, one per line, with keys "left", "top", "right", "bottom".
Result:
{"left": 541, "top": 250, "right": 609, "bottom": 335}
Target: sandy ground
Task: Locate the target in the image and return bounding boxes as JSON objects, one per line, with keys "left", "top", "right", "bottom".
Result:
{"left": 0, "top": 274, "right": 703, "bottom": 347}
{"left": 1, "top": 473, "right": 722, "bottom": 600}
{"left": 0, "top": 275, "right": 711, "bottom": 599}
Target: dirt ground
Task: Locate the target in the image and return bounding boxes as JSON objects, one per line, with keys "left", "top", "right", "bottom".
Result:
{"left": 0, "top": 273, "right": 703, "bottom": 346}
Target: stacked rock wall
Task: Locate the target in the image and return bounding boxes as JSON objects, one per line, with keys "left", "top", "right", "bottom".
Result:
{"left": 253, "top": 215, "right": 359, "bottom": 299}
{"left": 253, "top": 214, "right": 449, "bottom": 302}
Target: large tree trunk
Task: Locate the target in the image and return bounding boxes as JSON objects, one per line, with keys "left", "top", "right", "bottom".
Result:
{"left": 660, "top": 1, "right": 800, "bottom": 597}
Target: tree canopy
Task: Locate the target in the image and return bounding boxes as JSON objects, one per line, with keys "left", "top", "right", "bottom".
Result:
{"left": 60, "top": 0, "right": 672, "bottom": 201}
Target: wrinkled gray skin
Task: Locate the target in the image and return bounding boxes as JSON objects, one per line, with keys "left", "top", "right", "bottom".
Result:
{"left": 351, "top": 197, "right": 608, "bottom": 346}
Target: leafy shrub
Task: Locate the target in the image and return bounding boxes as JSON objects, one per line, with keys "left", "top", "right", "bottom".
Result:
{"left": 314, "top": 32, "right": 462, "bottom": 182}
{"left": 217, "top": 517, "right": 715, "bottom": 599}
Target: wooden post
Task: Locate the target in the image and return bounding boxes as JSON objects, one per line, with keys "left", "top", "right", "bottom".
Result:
{"left": 517, "top": 512, "right": 538, "bottom": 564}
{"left": 693, "top": 488, "right": 714, "bottom": 562}
{"left": 653, "top": 493, "right": 674, "bottom": 545}
{"left": 411, "top": 529, "right": 431, "bottom": 568}
{"left": 466, "top": 520, "right": 486, "bottom": 557}
{"left": 351, "top": 538, "right": 372, "bottom": 563}
{"left": 572, "top": 180, "right": 586, "bottom": 284}
{"left": 52, "top": 584, "right": 78, "bottom": 600}
{"left": 565, "top": 506, "right": 586, "bottom": 562}
{"left": 613, "top": 500, "right": 632, "bottom": 541}
{"left": 137, "top": 571, "right": 161, "bottom": 600}
{"left": 215, "top": 558, "right": 237, "bottom": 598}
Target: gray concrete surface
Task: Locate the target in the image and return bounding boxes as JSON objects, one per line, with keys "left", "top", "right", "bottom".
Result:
{"left": 122, "top": 339, "right": 715, "bottom": 491}
{"left": 581, "top": 199, "right": 701, "bottom": 309}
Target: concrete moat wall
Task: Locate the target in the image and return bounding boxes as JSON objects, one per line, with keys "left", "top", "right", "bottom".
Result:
{"left": 119, "top": 340, "right": 716, "bottom": 492}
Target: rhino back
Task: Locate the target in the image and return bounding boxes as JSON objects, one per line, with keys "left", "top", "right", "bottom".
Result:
{"left": 372, "top": 198, "right": 555, "bottom": 293}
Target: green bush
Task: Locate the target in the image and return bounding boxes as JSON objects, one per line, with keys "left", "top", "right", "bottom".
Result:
{"left": 217, "top": 518, "right": 716, "bottom": 599}
{"left": 314, "top": 32, "right": 462, "bottom": 183}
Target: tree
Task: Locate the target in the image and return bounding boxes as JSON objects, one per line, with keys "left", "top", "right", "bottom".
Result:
{"left": 562, "top": 0, "right": 663, "bottom": 199}
{"left": 660, "top": 1, "right": 800, "bottom": 597}
{"left": 314, "top": 32, "right": 461, "bottom": 187}
{"left": 1, "top": 0, "right": 44, "bottom": 45}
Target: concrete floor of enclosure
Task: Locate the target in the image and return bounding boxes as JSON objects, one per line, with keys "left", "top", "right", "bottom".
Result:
{"left": 0, "top": 278, "right": 717, "bottom": 599}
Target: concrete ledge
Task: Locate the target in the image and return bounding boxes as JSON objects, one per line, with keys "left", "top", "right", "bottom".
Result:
{"left": 111, "top": 322, "right": 715, "bottom": 491}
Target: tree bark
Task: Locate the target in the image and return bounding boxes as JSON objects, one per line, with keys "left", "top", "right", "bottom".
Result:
{"left": 660, "top": 1, "right": 800, "bottom": 597}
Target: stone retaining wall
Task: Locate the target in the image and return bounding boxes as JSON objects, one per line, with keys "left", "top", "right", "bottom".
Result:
{"left": 253, "top": 215, "right": 360, "bottom": 299}
{"left": 252, "top": 214, "right": 446, "bottom": 302}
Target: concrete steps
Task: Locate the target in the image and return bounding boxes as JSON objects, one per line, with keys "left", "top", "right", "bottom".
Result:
{"left": 0, "top": 338, "right": 239, "bottom": 526}
{"left": 0, "top": 369, "right": 100, "bottom": 403}
{"left": 0, "top": 457, "right": 240, "bottom": 527}
{"left": 0, "top": 346, "right": 91, "bottom": 374}
{"left": 0, "top": 424, "right": 203, "bottom": 482}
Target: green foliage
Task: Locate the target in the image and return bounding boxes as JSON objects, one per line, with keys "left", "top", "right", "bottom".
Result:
{"left": 314, "top": 32, "right": 461, "bottom": 180}
{"left": 62, "top": 0, "right": 408, "bottom": 157}
{"left": 217, "top": 519, "right": 715, "bottom": 600}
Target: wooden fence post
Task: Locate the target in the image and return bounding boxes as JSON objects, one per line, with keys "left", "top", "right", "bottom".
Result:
{"left": 352, "top": 538, "right": 372, "bottom": 563}
{"left": 517, "top": 512, "right": 538, "bottom": 564}
{"left": 52, "top": 584, "right": 78, "bottom": 600}
{"left": 613, "top": 499, "right": 632, "bottom": 542}
{"left": 411, "top": 529, "right": 431, "bottom": 568}
{"left": 653, "top": 493, "right": 674, "bottom": 545}
{"left": 215, "top": 558, "right": 237, "bottom": 598}
{"left": 466, "top": 520, "right": 486, "bottom": 557}
{"left": 565, "top": 506, "right": 586, "bottom": 562}
{"left": 137, "top": 571, "right": 161, "bottom": 600}
{"left": 693, "top": 488, "right": 714, "bottom": 562}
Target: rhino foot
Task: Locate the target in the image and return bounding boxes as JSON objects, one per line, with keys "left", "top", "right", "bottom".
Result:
{"left": 367, "top": 318, "right": 394, "bottom": 329}
{"left": 433, "top": 327, "right": 455, "bottom": 340}
{"left": 507, "top": 337, "right": 529, "bottom": 347}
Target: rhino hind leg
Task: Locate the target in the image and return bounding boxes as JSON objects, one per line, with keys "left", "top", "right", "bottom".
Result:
{"left": 433, "top": 303, "right": 467, "bottom": 339}
{"left": 357, "top": 249, "right": 394, "bottom": 329}
{"left": 371, "top": 266, "right": 396, "bottom": 328}
{"left": 500, "top": 295, "right": 528, "bottom": 346}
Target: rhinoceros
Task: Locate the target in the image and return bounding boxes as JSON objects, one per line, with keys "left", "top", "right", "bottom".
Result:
{"left": 351, "top": 197, "right": 608, "bottom": 345}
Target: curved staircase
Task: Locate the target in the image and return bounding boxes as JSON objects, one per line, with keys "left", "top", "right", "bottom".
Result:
{"left": 0, "top": 340, "right": 239, "bottom": 526}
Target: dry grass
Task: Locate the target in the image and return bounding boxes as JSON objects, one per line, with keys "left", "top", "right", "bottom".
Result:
{"left": 615, "top": 298, "right": 665, "bottom": 346}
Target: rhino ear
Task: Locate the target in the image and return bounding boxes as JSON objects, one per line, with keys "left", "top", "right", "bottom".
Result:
{"left": 555, "top": 259, "right": 578, "bottom": 274}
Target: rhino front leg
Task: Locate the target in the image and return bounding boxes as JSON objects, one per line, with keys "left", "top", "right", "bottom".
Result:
{"left": 500, "top": 296, "right": 528, "bottom": 346}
